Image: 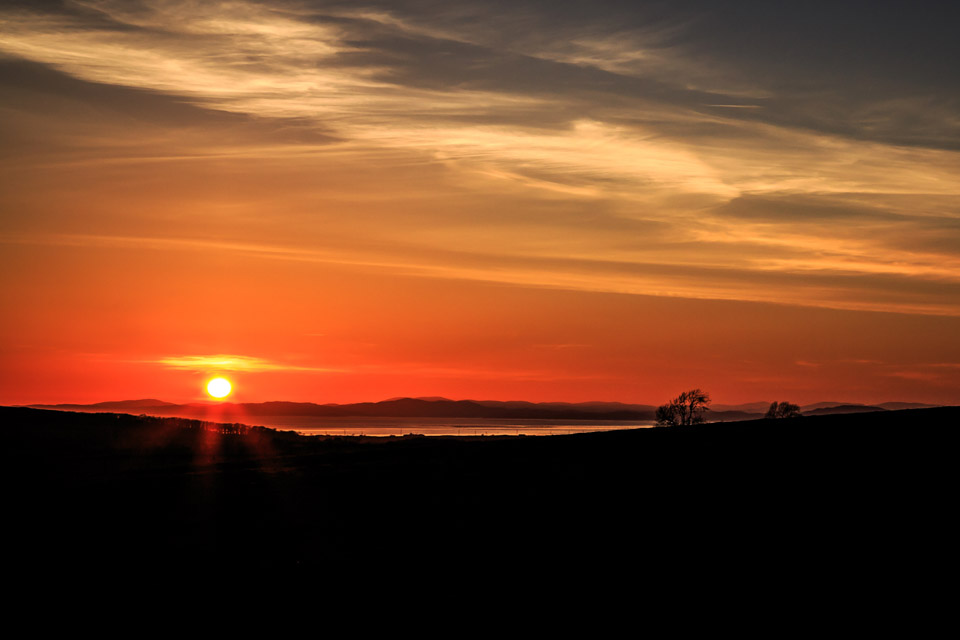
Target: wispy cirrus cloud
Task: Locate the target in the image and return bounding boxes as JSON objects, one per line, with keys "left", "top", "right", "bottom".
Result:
{"left": 150, "top": 354, "right": 343, "bottom": 373}
{"left": 148, "top": 354, "right": 600, "bottom": 382}
{"left": 1, "top": 0, "right": 959, "bottom": 319}
{"left": 5, "top": 0, "right": 955, "bottom": 192}
{"left": 5, "top": 229, "right": 960, "bottom": 316}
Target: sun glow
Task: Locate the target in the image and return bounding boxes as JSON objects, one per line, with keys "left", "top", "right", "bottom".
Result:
{"left": 206, "top": 377, "right": 232, "bottom": 399}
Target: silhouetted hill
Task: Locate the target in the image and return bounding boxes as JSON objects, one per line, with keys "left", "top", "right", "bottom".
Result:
{"left": 30, "top": 398, "right": 177, "bottom": 410}
{"left": 710, "top": 402, "right": 772, "bottom": 413}
{"left": 30, "top": 397, "right": 658, "bottom": 420}
{"left": 877, "top": 402, "right": 939, "bottom": 411}
{"left": 800, "top": 401, "right": 864, "bottom": 411}
{"left": 29, "top": 397, "right": 941, "bottom": 422}
{"left": 3, "top": 404, "right": 956, "bottom": 577}
{"left": 702, "top": 408, "right": 764, "bottom": 421}
{"left": 803, "top": 404, "right": 886, "bottom": 416}
{"left": 798, "top": 402, "right": 937, "bottom": 415}
{"left": 473, "top": 399, "right": 658, "bottom": 414}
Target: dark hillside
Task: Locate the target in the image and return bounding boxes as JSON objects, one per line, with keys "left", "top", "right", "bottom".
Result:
{"left": 2, "top": 406, "right": 955, "bottom": 576}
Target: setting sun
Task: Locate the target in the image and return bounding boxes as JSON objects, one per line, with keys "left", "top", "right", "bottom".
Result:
{"left": 206, "top": 377, "right": 232, "bottom": 399}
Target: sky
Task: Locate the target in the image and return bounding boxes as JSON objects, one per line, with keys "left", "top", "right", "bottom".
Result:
{"left": 1, "top": 0, "right": 959, "bottom": 405}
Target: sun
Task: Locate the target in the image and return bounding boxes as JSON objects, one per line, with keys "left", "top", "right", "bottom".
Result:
{"left": 206, "top": 377, "right": 232, "bottom": 399}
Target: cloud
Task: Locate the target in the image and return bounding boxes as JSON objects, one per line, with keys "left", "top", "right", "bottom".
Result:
{"left": 2, "top": 0, "right": 959, "bottom": 319}
{"left": 3, "top": 1, "right": 957, "bottom": 144}
{"left": 5, "top": 230, "right": 960, "bottom": 316}
{"left": 150, "top": 354, "right": 343, "bottom": 372}
{"left": 3, "top": 1, "right": 958, "bottom": 194}
{"left": 149, "top": 353, "right": 603, "bottom": 381}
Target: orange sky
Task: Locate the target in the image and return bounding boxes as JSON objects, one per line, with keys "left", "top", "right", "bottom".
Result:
{"left": 2, "top": 1, "right": 959, "bottom": 406}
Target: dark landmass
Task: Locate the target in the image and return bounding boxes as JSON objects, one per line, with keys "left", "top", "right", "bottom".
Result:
{"left": 2, "top": 405, "right": 956, "bottom": 577}
{"left": 30, "top": 396, "right": 935, "bottom": 422}
{"left": 472, "top": 399, "right": 658, "bottom": 414}
{"left": 877, "top": 402, "right": 940, "bottom": 411}
{"left": 801, "top": 400, "right": 862, "bottom": 411}
{"left": 80, "top": 398, "right": 178, "bottom": 410}
{"left": 30, "top": 397, "right": 661, "bottom": 421}
{"left": 700, "top": 408, "right": 764, "bottom": 421}
{"left": 710, "top": 401, "right": 775, "bottom": 413}
{"left": 802, "top": 404, "right": 887, "bottom": 416}
{"left": 797, "top": 400, "right": 940, "bottom": 412}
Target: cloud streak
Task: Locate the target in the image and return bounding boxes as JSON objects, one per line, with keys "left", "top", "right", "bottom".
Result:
{"left": 5, "top": 230, "right": 960, "bottom": 316}
{"left": 150, "top": 354, "right": 343, "bottom": 373}
{"left": 1, "top": 0, "right": 959, "bottom": 318}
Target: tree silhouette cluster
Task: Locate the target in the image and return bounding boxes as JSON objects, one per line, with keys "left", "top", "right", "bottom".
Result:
{"left": 765, "top": 401, "right": 801, "bottom": 419}
{"left": 656, "top": 389, "right": 711, "bottom": 426}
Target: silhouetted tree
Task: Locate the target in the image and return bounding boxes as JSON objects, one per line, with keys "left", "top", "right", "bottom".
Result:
{"left": 656, "top": 389, "right": 711, "bottom": 426}
{"left": 655, "top": 403, "right": 678, "bottom": 426}
{"left": 765, "top": 401, "right": 801, "bottom": 419}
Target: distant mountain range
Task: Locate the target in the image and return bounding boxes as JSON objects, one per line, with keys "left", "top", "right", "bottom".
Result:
{"left": 24, "top": 397, "right": 941, "bottom": 422}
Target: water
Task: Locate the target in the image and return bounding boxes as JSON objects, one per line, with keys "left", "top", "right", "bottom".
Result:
{"left": 79, "top": 406, "right": 657, "bottom": 436}
{"left": 240, "top": 415, "right": 656, "bottom": 437}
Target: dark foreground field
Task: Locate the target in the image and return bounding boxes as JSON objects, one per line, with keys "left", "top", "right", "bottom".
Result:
{"left": 2, "top": 405, "right": 956, "bottom": 576}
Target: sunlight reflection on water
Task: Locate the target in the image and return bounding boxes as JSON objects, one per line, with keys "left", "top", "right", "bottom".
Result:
{"left": 247, "top": 416, "right": 655, "bottom": 437}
